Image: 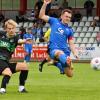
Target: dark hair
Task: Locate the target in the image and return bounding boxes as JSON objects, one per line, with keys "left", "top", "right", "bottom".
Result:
{"left": 61, "top": 9, "right": 72, "bottom": 15}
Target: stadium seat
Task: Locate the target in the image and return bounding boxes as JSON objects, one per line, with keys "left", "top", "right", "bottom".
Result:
{"left": 82, "top": 16, "right": 87, "bottom": 21}
{"left": 86, "top": 43, "right": 92, "bottom": 47}
{"left": 82, "top": 27, "right": 88, "bottom": 32}
{"left": 82, "top": 37, "right": 88, "bottom": 43}
{"left": 88, "top": 16, "right": 93, "bottom": 21}
{"left": 23, "top": 22, "right": 29, "bottom": 28}
{"left": 28, "top": 22, "right": 33, "bottom": 28}
{"left": 94, "top": 39, "right": 97, "bottom": 43}
{"left": 72, "top": 26, "right": 77, "bottom": 32}
{"left": 92, "top": 43, "right": 97, "bottom": 47}
{"left": 91, "top": 32, "right": 97, "bottom": 37}
{"left": 88, "top": 27, "right": 94, "bottom": 32}
{"left": 94, "top": 27, "right": 99, "bottom": 32}
{"left": 79, "top": 22, "right": 84, "bottom": 27}
{"left": 80, "top": 43, "right": 86, "bottom": 47}
{"left": 74, "top": 32, "right": 79, "bottom": 37}
{"left": 76, "top": 37, "right": 82, "bottom": 43}
{"left": 43, "top": 27, "right": 48, "bottom": 33}
{"left": 76, "top": 27, "right": 82, "bottom": 32}
{"left": 79, "top": 32, "right": 86, "bottom": 37}
{"left": 68, "top": 22, "right": 73, "bottom": 26}
{"left": 85, "top": 21, "right": 91, "bottom": 27}
{"left": 85, "top": 32, "right": 91, "bottom": 37}
{"left": 18, "top": 22, "right": 23, "bottom": 27}
{"left": 73, "top": 22, "right": 79, "bottom": 27}
{"left": 88, "top": 37, "right": 94, "bottom": 43}
{"left": 0, "top": 27, "right": 3, "bottom": 31}
{"left": 16, "top": 27, "right": 20, "bottom": 33}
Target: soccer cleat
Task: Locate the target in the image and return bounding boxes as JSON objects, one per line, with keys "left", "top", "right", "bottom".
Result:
{"left": 60, "top": 71, "right": 65, "bottom": 75}
{"left": 39, "top": 64, "right": 43, "bottom": 72}
{"left": 19, "top": 89, "right": 28, "bottom": 93}
{"left": 0, "top": 88, "right": 6, "bottom": 94}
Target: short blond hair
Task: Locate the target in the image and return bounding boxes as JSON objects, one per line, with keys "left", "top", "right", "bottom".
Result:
{"left": 5, "top": 19, "right": 18, "bottom": 28}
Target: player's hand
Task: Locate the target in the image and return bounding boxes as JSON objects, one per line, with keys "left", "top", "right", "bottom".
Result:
{"left": 74, "top": 55, "right": 80, "bottom": 60}
{"left": 44, "top": 0, "right": 51, "bottom": 4}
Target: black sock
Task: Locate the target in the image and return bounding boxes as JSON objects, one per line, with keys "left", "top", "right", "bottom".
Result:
{"left": 53, "top": 62, "right": 57, "bottom": 66}
{"left": 40, "top": 59, "right": 48, "bottom": 66}
{"left": 1, "top": 75, "right": 11, "bottom": 89}
{"left": 19, "top": 70, "right": 28, "bottom": 86}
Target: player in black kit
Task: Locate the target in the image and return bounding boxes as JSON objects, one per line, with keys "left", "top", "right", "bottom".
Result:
{"left": 0, "top": 19, "right": 28, "bottom": 94}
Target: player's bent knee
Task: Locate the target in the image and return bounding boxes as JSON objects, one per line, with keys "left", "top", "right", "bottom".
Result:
{"left": 16, "top": 62, "right": 28, "bottom": 71}
{"left": 2, "top": 68, "right": 12, "bottom": 76}
{"left": 55, "top": 50, "right": 64, "bottom": 58}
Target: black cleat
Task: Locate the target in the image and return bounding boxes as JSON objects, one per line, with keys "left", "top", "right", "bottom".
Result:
{"left": 19, "top": 89, "right": 28, "bottom": 93}
{"left": 60, "top": 71, "right": 65, "bottom": 75}
{"left": 39, "top": 64, "right": 43, "bottom": 72}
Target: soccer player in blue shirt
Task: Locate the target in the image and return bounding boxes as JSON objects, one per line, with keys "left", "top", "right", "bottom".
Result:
{"left": 23, "top": 27, "right": 35, "bottom": 63}
{"left": 39, "top": 0, "right": 79, "bottom": 77}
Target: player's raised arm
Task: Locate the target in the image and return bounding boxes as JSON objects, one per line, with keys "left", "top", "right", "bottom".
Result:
{"left": 39, "top": 0, "right": 51, "bottom": 22}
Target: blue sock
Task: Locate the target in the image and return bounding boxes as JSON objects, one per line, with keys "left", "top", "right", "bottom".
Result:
{"left": 54, "top": 62, "right": 64, "bottom": 73}
{"left": 59, "top": 54, "right": 67, "bottom": 65}
{"left": 25, "top": 54, "right": 30, "bottom": 62}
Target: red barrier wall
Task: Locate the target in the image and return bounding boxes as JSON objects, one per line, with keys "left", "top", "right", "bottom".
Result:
{"left": 12, "top": 45, "right": 47, "bottom": 61}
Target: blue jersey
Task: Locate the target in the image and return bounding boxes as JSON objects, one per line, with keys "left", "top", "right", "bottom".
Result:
{"left": 48, "top": 17, "right": 74, "bottom": 53}
{"left": 23, "top": 33, "right": 34, "bottom": 42}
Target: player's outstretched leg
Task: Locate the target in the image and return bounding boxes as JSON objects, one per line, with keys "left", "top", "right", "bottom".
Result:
{"left": 39, "top": 58, "right": 48, "bottom": 72}
{"left": 19, "top": 70, "right": 28, "bottom": 93}
{"left": 58, "top": 54, "right": 73, "bottom": 77}
{"left": 16, "top": 62, "right": 28, "bottom": 93}
{"left": 53, "top": 62, "right": 64, "bottom": 74}
{"left": 64, "top": 56, "right": 73, "bottom": 77}
{"left": 0, "top": 68, "right": 12, "bottom": 94}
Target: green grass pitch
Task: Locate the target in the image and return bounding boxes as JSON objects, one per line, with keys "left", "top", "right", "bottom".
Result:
{"left": 0, "top": 62, "right": 100, "bottom": 100}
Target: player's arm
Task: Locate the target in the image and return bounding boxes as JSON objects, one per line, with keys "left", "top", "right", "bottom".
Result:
{"left": 18, "top": 37, "right": 35, "bottom": 44}
{"left": 39, "top": 0, "right": 51, "bottom": 22}
{"left": 68, "top": 38, "right": 79, "bottom": 60}
{"left": 18, "top": 39, "right": 26, "bottom": 44}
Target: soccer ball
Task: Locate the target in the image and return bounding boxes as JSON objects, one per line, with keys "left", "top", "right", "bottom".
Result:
{"left": 91, "top": 57, "right": 100, "bottom": 70}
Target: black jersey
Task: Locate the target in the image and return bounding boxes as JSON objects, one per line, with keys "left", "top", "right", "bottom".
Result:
{"left": 0, "top": 31, "right": 19, "bottom": 61}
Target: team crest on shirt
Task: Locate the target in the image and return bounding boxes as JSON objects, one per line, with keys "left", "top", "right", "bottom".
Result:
{"left": 10, "top": 39, "right": 14, "bottom": 43}
{"left": 57, "top": 28, "right": 64, "bottom": 35}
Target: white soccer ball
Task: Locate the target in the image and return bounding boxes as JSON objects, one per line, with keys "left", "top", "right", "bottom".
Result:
{"left": 91, "top": 57, "right": 100, "bottom": 70}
